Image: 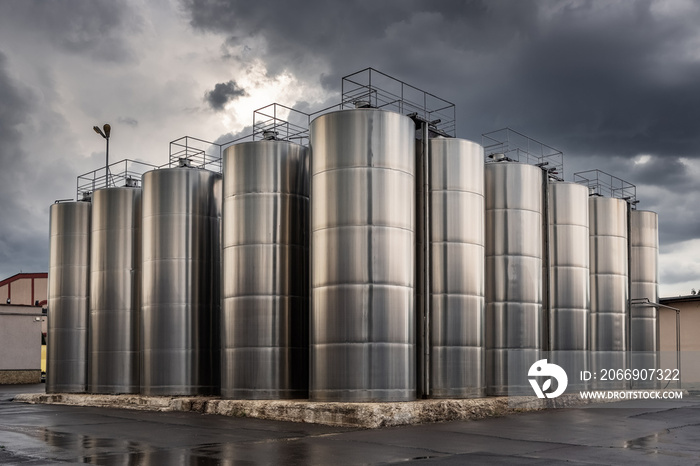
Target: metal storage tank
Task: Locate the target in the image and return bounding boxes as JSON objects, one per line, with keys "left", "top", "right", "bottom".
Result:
{"left": 548, "top": 182, "right": 589, "bottom": 384}
{"left": 141, "top": 167, "right": 222, "bottom": 396}
{"left": 485, "top": 162, "right": 543, "bottom": 396}
{"left": 221, "top": 140, "right": 309, "bottom": 399}
{"left": 629, "top": 210, "right": 659, "bottom": 385}
{"left": 429, "top": 137, "right": 485, "bottom": 398}
{"left": 47, "top": 200, "right": 91, "bottom": 393}
{"left": 310, "top": 108, "right": 415, "bottom": 402}
{"left": 88, "top": 187, "right": 141, "bottom": 394}
{"left": 589, "top": 196, "right": 628, "bottom": 382}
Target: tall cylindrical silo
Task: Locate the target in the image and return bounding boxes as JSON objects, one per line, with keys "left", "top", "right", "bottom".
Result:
{"left": 310, "top": 108, "right": 415, "bottom": 402}
{"left": 485, "top": 162, "right": 543, "bottom": 396}
{"left": 47, "top": 200, "right": 91, "bottom": 393}
{"left": 141, "top": 167, "right": 222, "bottom": 396}
{"left": 429, "top": 138, "right": 485, "bottom": 398}
{"left": 221, "top": 140, "right": 309, "bottom": 399}
{"left": 88, "top": 187, "right": 141, "bottom": 394}
{"left": 629, "top": 210, "right": 659, "bottom": 386}
{"left": 589, "top": 196, "right": 628, "bottom": 382}
{"left": 548, "top": 182, "right": 589, "bottom": 385}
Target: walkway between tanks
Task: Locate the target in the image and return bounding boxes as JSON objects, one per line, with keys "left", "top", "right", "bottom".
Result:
{"left": 2, "top": 385, "right": 700, "bottom": 465}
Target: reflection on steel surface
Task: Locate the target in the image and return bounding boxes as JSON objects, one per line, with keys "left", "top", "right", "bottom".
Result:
{"left": 310, "top": 109, "right": 416, "bottom": 401}
{"left": 88, "top": 187, "right": 141, "bottom": 394}
{"left": 47, "top": 201, "right": 91, "bottom": 393}
{"left": 428, "top": 138, "right": 485, "bottom": 398}
{"left": 140, "top": 167, "right": 222, "bottom": 396}
{"left": 485, "top": 162, "right": 543, "bottom": 396}
{"left": 221, "top": 140, "right": 309, "bottom": 399}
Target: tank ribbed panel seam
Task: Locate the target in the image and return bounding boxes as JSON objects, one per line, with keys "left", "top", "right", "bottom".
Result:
{"left": 312, "top": 165, "right": 414, "bottom": 178}
{"left": 430, "top": 188, "right": 484, "bottom": 196}
{"left": 311, "top": 224, "right": 414, "bottom": 234}
{"left": 485, "top": 252, "right": 542, "bottom": 259}
{"left": 487, "top": 207, "right": 542, "bottom": 215}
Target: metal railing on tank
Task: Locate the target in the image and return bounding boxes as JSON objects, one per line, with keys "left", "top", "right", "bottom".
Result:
{"left": 76, "top": 159, "right": 159, "bottom": 200}
{"left": 168, "top": 136, "right": 224, "bottom": 172}
{"left": 573, "top": 169, "right": 637, "bottom": 206}
{"left": 340, "top": 67, "right": 456, "bottom": 137}
{"left": 482, "top": 127, "right": 564, "bottom": 180}
{"left": 252, "top": 103, "right": 312, "bottom": 145}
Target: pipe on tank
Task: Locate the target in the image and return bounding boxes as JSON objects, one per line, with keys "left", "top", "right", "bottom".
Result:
{"left": 422, "top": 120, "right": 430, "bottom": 398}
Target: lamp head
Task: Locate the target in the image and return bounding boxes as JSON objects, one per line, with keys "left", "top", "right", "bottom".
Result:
{"left": 103, "top": 124, "right": 111, "bottom": 138}
{"left": 93, "top": 126, "right": 106, "bottom": 138}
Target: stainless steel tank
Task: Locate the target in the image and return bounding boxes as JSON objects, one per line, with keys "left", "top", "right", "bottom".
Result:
{"left": 548, "top": 182, "right": 589, "bottom": 384}
{"left": 310, "top": 108, "right": 415, "bottom": 402}
{"left": 141, "top": 167, "right": 222, "bottom": 396}
{"left": 429, "top": 138, "right": 485, "bottom": 398}
{"left": 47, "top": 201, "right": 91, "bottom": 393}
{"left": 629, "top": 210, "right": 659, "bottom": 386}
{"left": 589, "top": 196, "right": 628, "bottom": 382}
{"left": 221, "top": 140, "right": 309, "bottom": 399}
{"left": 485, "top": 162, "right": 543, "bottom": 396}
{"left": 88, "top": 187, "right": 141, "bottom": 394}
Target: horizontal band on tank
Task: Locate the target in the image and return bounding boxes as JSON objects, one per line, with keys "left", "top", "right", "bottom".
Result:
{"left": 311, "top": 342, "right": 413, "bottom": 348}
{"left": 311, "top": 165, "right": 415, "bottom": 178}
{"left": 630, "top": 280, "right": 659, "bottom": 286}
{"left": 549, "top": 222, "right": 588, "bottom": 228}
{"left": 312, "top": 284, "right": 413, "bottom": 290}
{"left": 484, "top": 252, "right": 542, "bottom": 259}
{"left": 311, "top": 224, "right": 414, "bottom": 234}
{"left": 224, "top": 193, "right": 308, "bottom": 202}
{"left": 430, "top": 188, "right": 485, "bottom": 196}
{"left": 141, "top": 258, "right": 220, "bottom": 265}
{"left": 589, "top": 234, "right": 627, "bottom": 240}
{"left": 630, "top": 244, "right": 659, "bottom": 254}
{"left": 223, "top": 294, "right": 308, "bottom": 299}
{"left": 142, "top": 213, "right": 220, "bottom": 222}
{"left": 89, "top": 227, "right": 140, "bottom": 233}
{"left": 487, "top": 207, "right": 542, "bottom": 215}
{"left": 431, "top": 240, "right": 485, "bottom": 247}
{"left": 222, "top": 346, "right": 306, "bottom": 351}
{"left": 430, "top": 292, "right": 484, "bottom": 298}
{"left": 485, "top": 301, "right": 542, "bottom": 305}
{"left": 223, "top": 243, "right": 306, "bottom": 250}
{"left": 551, "top": 265, "right": 589, "bottom": 271}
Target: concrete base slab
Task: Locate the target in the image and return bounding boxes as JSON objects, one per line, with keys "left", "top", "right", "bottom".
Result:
{"left": 0, "top": 370, "right": 41, "bottom": 384}
{"left": 11, "top": 392, "right": 651, "bottom": 428}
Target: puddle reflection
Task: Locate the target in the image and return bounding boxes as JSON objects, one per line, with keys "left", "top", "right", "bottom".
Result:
{"left": 35, "top": 427, "right": 316, "bottom": 465}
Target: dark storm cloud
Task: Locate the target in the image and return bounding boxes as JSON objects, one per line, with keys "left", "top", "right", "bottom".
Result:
{"left": 184, "top": 0, "right": 700, "bottom": 156}
{"left": 0, "top": 51, "right": 44, "bottom": 276}
{"left": 184, "top": 0, "right": 700, "bottom": 250}
{"left": 0, "top": 0, "right": 138, "bottom": 62}
{"left": 205, "top": 80, "right": 248, "bottom": 110}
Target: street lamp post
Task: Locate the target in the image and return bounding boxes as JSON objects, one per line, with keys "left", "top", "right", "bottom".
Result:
{"left": 93, "top": 124, "right": 111, "bottom": 188}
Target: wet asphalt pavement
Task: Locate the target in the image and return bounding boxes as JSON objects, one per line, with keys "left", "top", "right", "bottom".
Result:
{"left": 1, "top": 384, "right": 699, "bottom": 465}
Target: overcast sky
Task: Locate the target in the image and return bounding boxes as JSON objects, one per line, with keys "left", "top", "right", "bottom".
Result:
{"left": 0, "top": 0, "right": 698, "bottom": 296}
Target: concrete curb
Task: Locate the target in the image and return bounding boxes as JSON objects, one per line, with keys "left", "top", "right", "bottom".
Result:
{"left": 12, "top": 392, "right": 616, "bottom": 428}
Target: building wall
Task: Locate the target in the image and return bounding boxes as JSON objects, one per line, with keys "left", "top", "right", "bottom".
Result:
{"left": 0, "top": 273, "right": 48, "bottom": 306}
{"left": 659, "top": 296, "right": 700, "bottom": 390}
{"left": 0, "top": 305, "right": 43, "bottom": 384}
